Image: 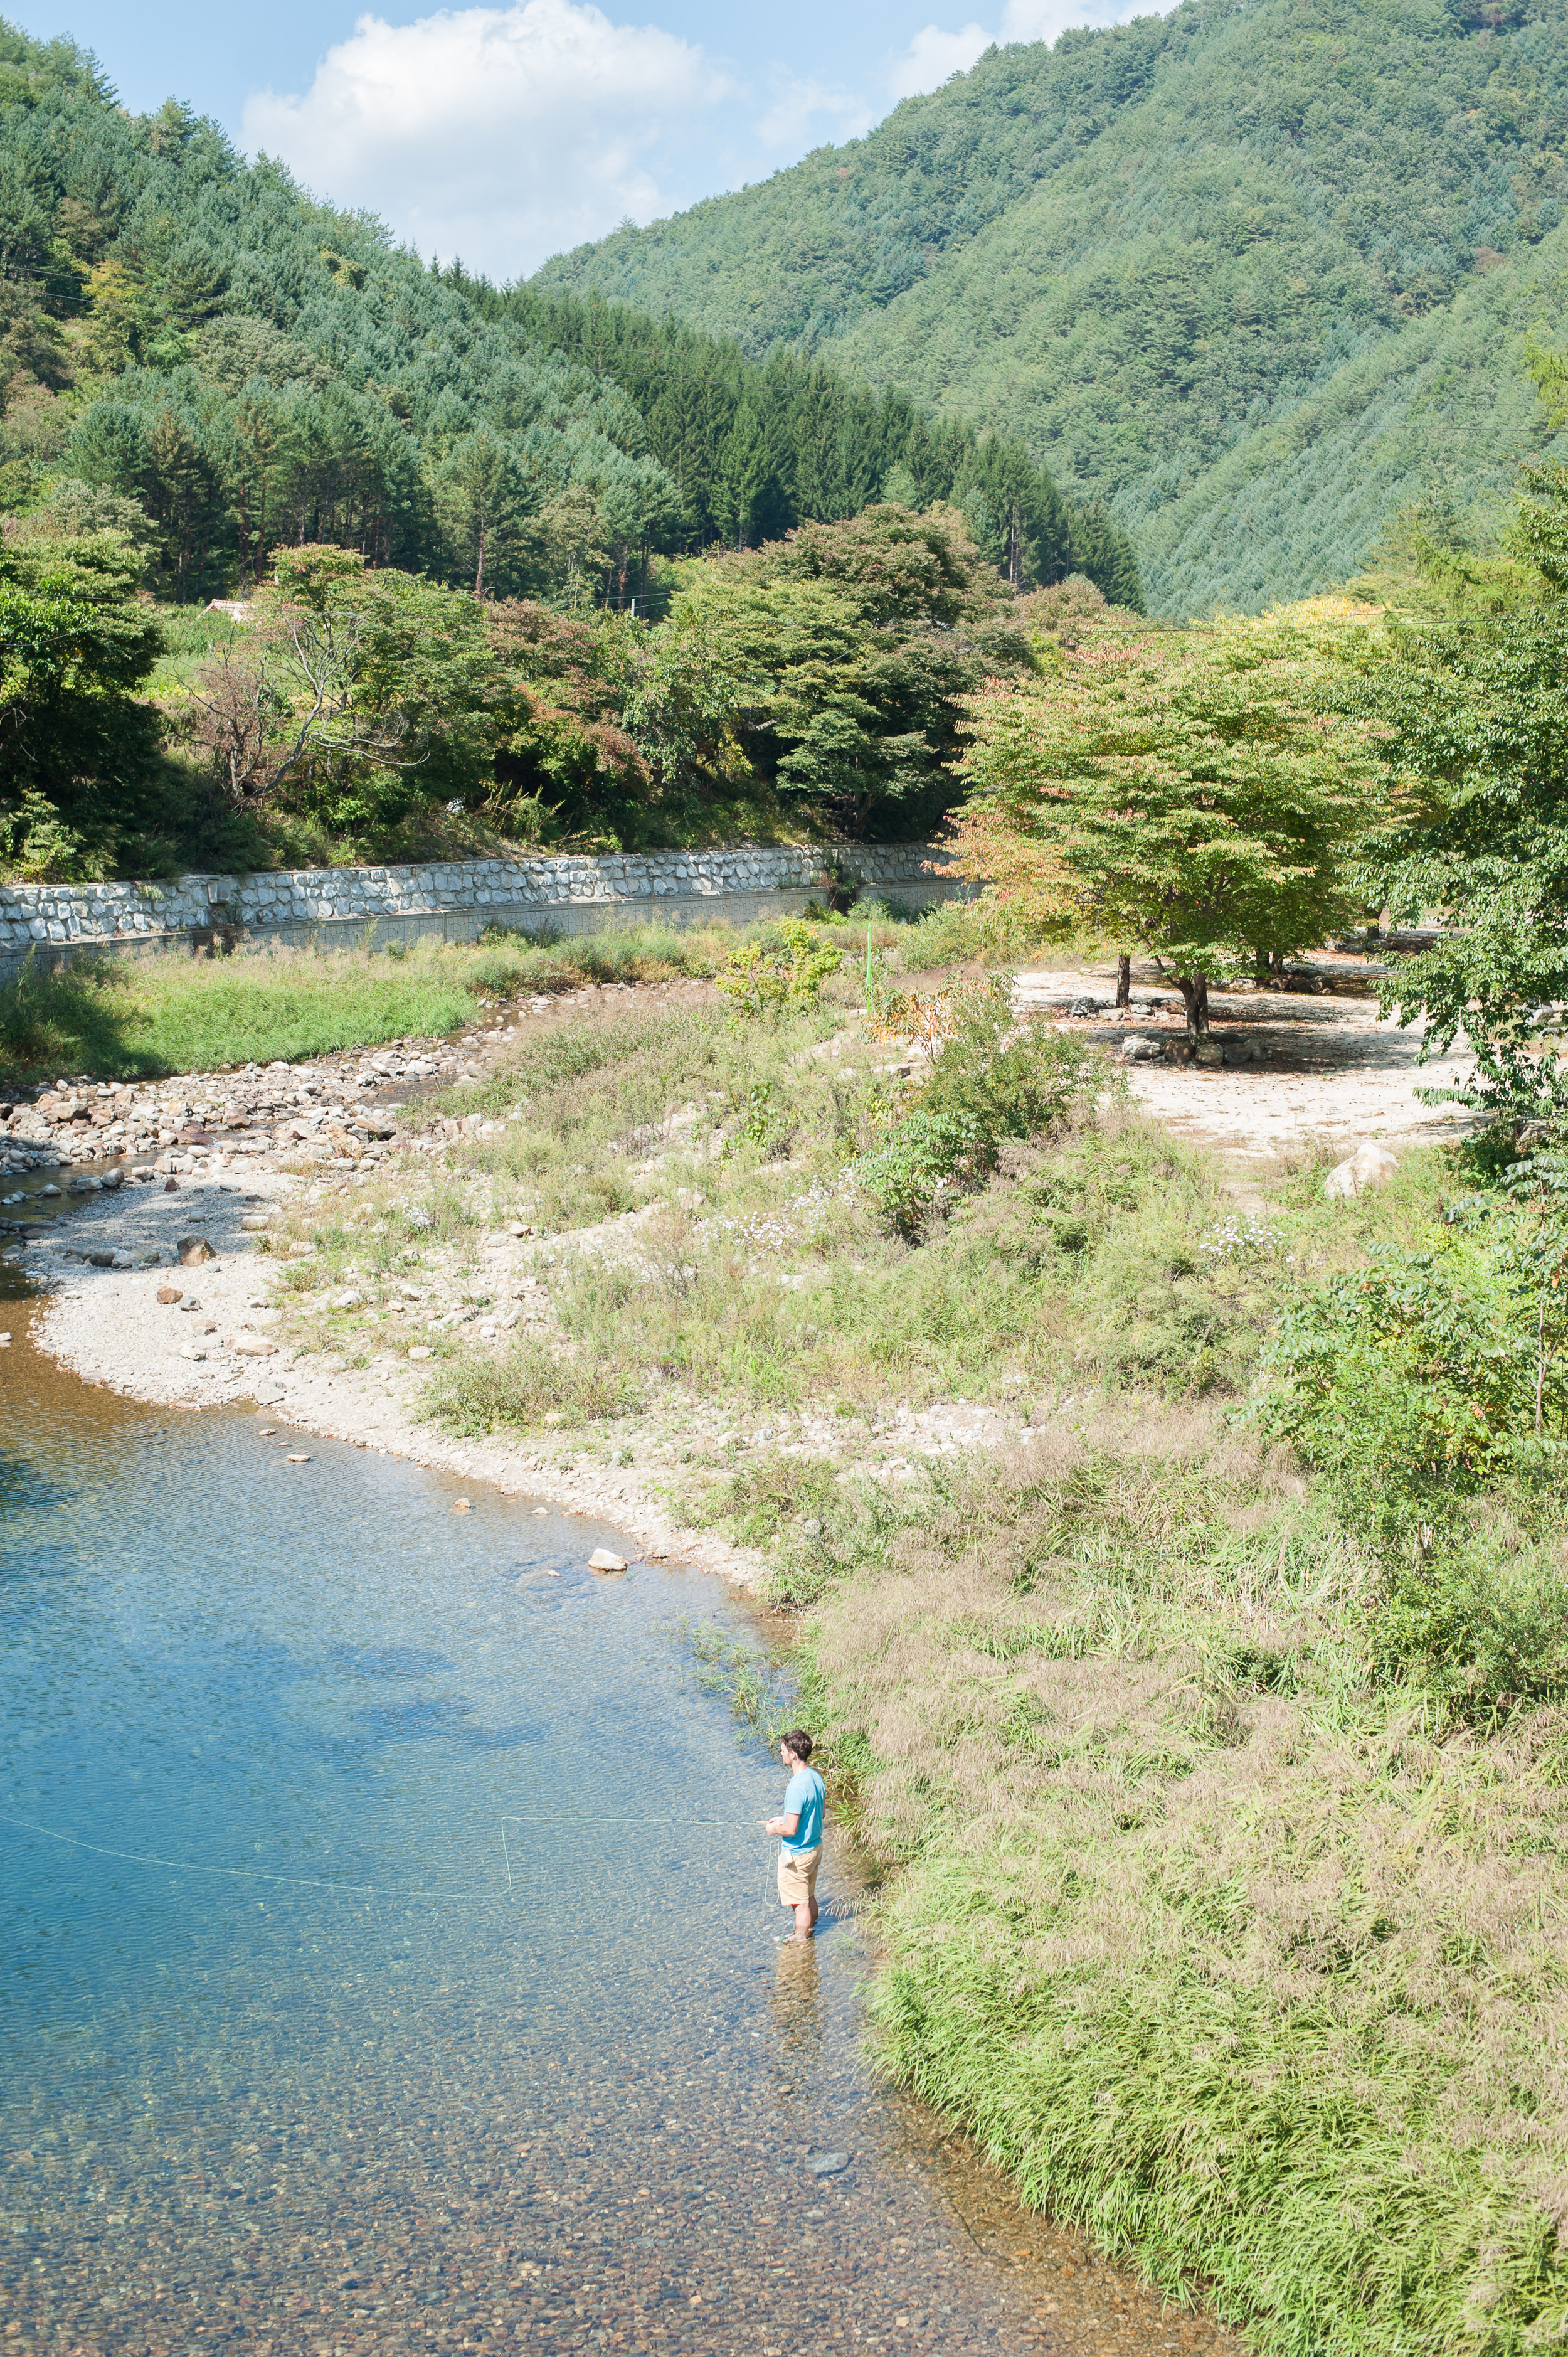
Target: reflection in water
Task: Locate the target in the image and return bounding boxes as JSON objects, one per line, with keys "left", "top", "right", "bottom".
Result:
{"left": 770, "top": 1937, "right": 825, "bottom": 2066}
{"left": 1, "top": 1297, "right": 1233, "bottom": 2357}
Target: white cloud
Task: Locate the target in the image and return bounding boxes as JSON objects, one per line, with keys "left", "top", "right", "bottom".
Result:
{"left": 241, "top": 0, "right": 733, "bottom": 278}
{"left": 887, "top": 23, "right": 991, "bottom": 102}
{"left": 755, "top": 73, "right": 876, "bottom": 154}
{"left": 889, "top": 0, "right": 1170, "bottom": 105}
{"left": 1000, "top": 0, "right": 1157, "bottom": 38}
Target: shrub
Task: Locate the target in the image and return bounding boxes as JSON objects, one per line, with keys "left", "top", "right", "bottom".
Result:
{"left": 712, "top": 918, "right": 842, "bottom": 1018}
{"left": 851, "top": 982, "right": 1103, "bottom": 1235}
{"left": 426, "top": 1338, "right": 643, "bottom": 1434}
{"left": 850, "top": 1108, "right": 987, "bottom": 1238}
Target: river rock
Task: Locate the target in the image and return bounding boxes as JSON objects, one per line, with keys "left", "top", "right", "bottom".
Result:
{"left": 588, "top": 1548, "right": 628, "bottom": 1574}
{"left": 1324, "top": 1140, "right": 1400, "bottom": 1200}
{"left": 156, "top": 1286, "right": 183, "bottom": 1305}
{"left": 232, "top": 1336, "right": 278, "bottom": 1357}
{"left": 808, "top": 2152, "right": 851, "bottom": 2176}
{"left": 177, "top": 1235, "right": 215, "bottom": 1265}
{"left": 1120, "top": 1035, "right": 1165, "bottom": 1063}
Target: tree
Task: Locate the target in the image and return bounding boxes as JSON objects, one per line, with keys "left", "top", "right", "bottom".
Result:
{"left": 0, "top": 530, "right": 162, "bottom": 875}
{"left": 433, "top": 427, "right": 536, "bottom": 599}
{"left": 188, "top": 548, "right": 496, "bottom": 834}
{"left": 1348, "top": 347, "right": 1568, "bottom": 1131}
{"left": 1354, "top": 603, "right": 1568, "bottom": 1125}
{"left": 638, "top": 504, "right": 1039, "bottom": 834}
{"left": 488, "top": 598, "right": 649, "bottom": 840}
{"left": 952, "top": 605, "right": 1379, "bottom": 1037}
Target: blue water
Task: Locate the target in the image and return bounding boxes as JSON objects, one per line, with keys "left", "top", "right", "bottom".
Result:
{"left": 1, "top": 1295, "right": 1116, "bottom": 2357}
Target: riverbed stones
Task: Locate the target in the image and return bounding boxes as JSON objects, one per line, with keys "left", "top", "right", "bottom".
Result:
{"left": 1120, "top": 1035, "right": 1166, "bottom": 1063}
{"left": 808, "top": 2151, "right": 852, "bottom": 2174}
{"left": 177, "top": 1234, "right": 216, "bottom": 1265}
{"left": 588, "top": 1547, "right": 628, "bottom": 1573}
{"left": 233, "top": 1336, "right": 278, "bottom": 1357}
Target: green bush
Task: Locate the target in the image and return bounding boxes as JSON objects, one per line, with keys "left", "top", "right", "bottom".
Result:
{"left": 712, "top": 918, "right": 842, "bottom": 1019}
{"left": 852, "top": 982, "right": 1102, "bottom": 1235}
{"left": 1262, "top": 1205, "right": 1568, "bottom": 1706}
{"left": 427, "top": 1338, "right": 643, "bottom": 1435}
{"left": 1263, "top": 1238, "right": 1565, "bottom": 1553}
{"left": 849, "top": 1108, "right": 985, "bottom": 1238}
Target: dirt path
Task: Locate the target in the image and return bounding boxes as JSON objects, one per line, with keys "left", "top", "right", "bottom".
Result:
{"left": 1015, "top": 954, "right": 1479, "bottom": 1159}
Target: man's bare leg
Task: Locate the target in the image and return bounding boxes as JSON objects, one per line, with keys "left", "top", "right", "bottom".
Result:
{"left": 792, "top": 1897, "right": 814, "bottom": 1941}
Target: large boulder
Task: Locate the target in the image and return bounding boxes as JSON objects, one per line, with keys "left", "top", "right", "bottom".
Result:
{"left": 1323, "top": 1141, "right": 1400, "bottom": 1200}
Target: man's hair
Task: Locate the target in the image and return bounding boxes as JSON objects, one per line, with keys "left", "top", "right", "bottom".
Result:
{"left": 780, "top": 1728, "right": 813, "bottom": 1762}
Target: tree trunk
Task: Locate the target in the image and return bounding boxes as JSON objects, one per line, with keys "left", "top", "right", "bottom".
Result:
{"left": 1173, "top": 972, "right": 1210, "bottom": 1039}
{"left": 474, "top": 516, "right": 486, "bottom": 601}
{"left": 1116, "top": 952, "right": 1130, "bottom": 1009}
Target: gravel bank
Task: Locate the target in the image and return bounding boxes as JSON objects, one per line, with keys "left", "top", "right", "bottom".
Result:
{"left": 24, "top": 1162, "right": 768, "bottom": 1592}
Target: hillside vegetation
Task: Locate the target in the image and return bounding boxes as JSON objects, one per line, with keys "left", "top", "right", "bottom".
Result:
{"left": 0, "top": 18, "right": 1136, "bottom": 613}
{"left": 534, "top": 0, "right": 1568, "bottom": 614}
{"left": 0, "top": 14, "right": 1145, "bottom": 877}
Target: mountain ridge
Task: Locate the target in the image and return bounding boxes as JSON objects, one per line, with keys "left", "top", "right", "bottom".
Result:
{"left": 532, "top": 0, "right": 1568, "bottom": 612}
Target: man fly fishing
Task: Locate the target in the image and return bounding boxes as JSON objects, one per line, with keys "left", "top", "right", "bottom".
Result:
{"left": 765, "top": 1728, "right": 825, "bottom": 1941}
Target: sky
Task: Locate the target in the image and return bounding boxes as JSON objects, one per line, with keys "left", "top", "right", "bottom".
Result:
{"left": 13, "top": 0, "right": 1160, "bottom": 282}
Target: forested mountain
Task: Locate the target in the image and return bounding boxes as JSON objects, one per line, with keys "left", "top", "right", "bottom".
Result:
{"left": 0, "top": 19, "right": 1138, "bottom": 611}
{"left": 533, "top": 0, "right": 1568, "bottom": 614}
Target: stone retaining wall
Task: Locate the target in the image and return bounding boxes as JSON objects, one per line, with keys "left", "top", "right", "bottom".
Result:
{"left": 0, "top": 842, "right": 972, "bottom": 982}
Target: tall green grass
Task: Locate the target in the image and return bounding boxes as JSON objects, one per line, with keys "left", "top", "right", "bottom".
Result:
{"left": 0, "top": 917, "right": 827, "bottom": 1087}
{"left": 740, "top": 1432, "right": 1568, "bottom": 2355}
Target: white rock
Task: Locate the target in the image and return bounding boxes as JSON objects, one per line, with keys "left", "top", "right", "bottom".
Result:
{"left": 1323, "top": 1140, "right": 1401, "bottom": 1200}
{"left": 588, "top": 1548, "right": 628, "bottom": 1574}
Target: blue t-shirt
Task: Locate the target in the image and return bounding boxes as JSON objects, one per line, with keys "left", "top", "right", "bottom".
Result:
{"left": 782, "top": 1766, "right": 825, "bottom": 1854}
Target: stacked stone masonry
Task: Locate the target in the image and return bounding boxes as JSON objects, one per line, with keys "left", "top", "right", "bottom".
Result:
{"left": 0, "top": 843, "right": 969, "bottom": 981}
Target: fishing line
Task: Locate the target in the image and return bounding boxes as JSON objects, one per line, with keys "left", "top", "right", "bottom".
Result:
{"left": 0, "top": 1807, "right": 786, "bottom": 1907}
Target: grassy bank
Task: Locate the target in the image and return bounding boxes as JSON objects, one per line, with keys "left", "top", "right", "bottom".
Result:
{"left": 215, "top": 932, "right": 1568, "bottom": 2353}
{"left": 0, "top": 902, "right": 985, "bottom": 1090}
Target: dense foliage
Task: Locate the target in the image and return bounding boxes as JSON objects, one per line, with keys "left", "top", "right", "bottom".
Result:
{"left": 950, "top": 601, "right": 1381, "bottom": 1028}
{"left": 0, "top": 527, "right": 162, "bottom": 875}
{"left": 535, "top": 0, "right": 1568, "bottom": 614}
{"left": 0, "top": 501, "right": 1044, "bottom": 873}
{"left": 0, "top": 17, "right": 1137, "bottom": 619}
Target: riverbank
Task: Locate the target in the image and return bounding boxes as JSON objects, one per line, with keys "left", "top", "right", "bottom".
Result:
{"left": 17, "top": 937, "right": 1568, "bottom": 2356}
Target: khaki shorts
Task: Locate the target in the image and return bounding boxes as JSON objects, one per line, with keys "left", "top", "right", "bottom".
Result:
{"left": 778, "top": 1845, "right": 822, "bottom": 1908}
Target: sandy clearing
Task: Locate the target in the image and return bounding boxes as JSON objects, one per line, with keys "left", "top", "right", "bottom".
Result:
{"left": 1014, "top": 960, "right": 1480, "bottom": 1159}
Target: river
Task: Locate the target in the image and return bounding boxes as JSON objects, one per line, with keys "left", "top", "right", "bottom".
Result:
{"left": 1, "top": 1259, "right": 1230, "bottom": 2357}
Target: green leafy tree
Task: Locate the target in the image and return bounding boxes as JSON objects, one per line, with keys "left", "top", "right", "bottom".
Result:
{"left": 0, "top": 530, "right": 161, "bottom": 875}
{"left": 187, "top": 547, "right": 497, "bottom": 839}
{"left": 487, "top": 597, "right": 649, "bottom": 840}
{"left": 1354, "top": 600, "right": 1568, "bottom": 1124}
{"left": 636, "top": 504, "right": 1037, "bottom": 833}
{"left": 953, "top": 604, "right": 1377, "bottom": 1035}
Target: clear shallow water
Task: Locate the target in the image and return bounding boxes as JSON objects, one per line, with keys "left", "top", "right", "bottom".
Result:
{"left": 1, "top": 1285, "right": 1228, "bottom": 2357}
